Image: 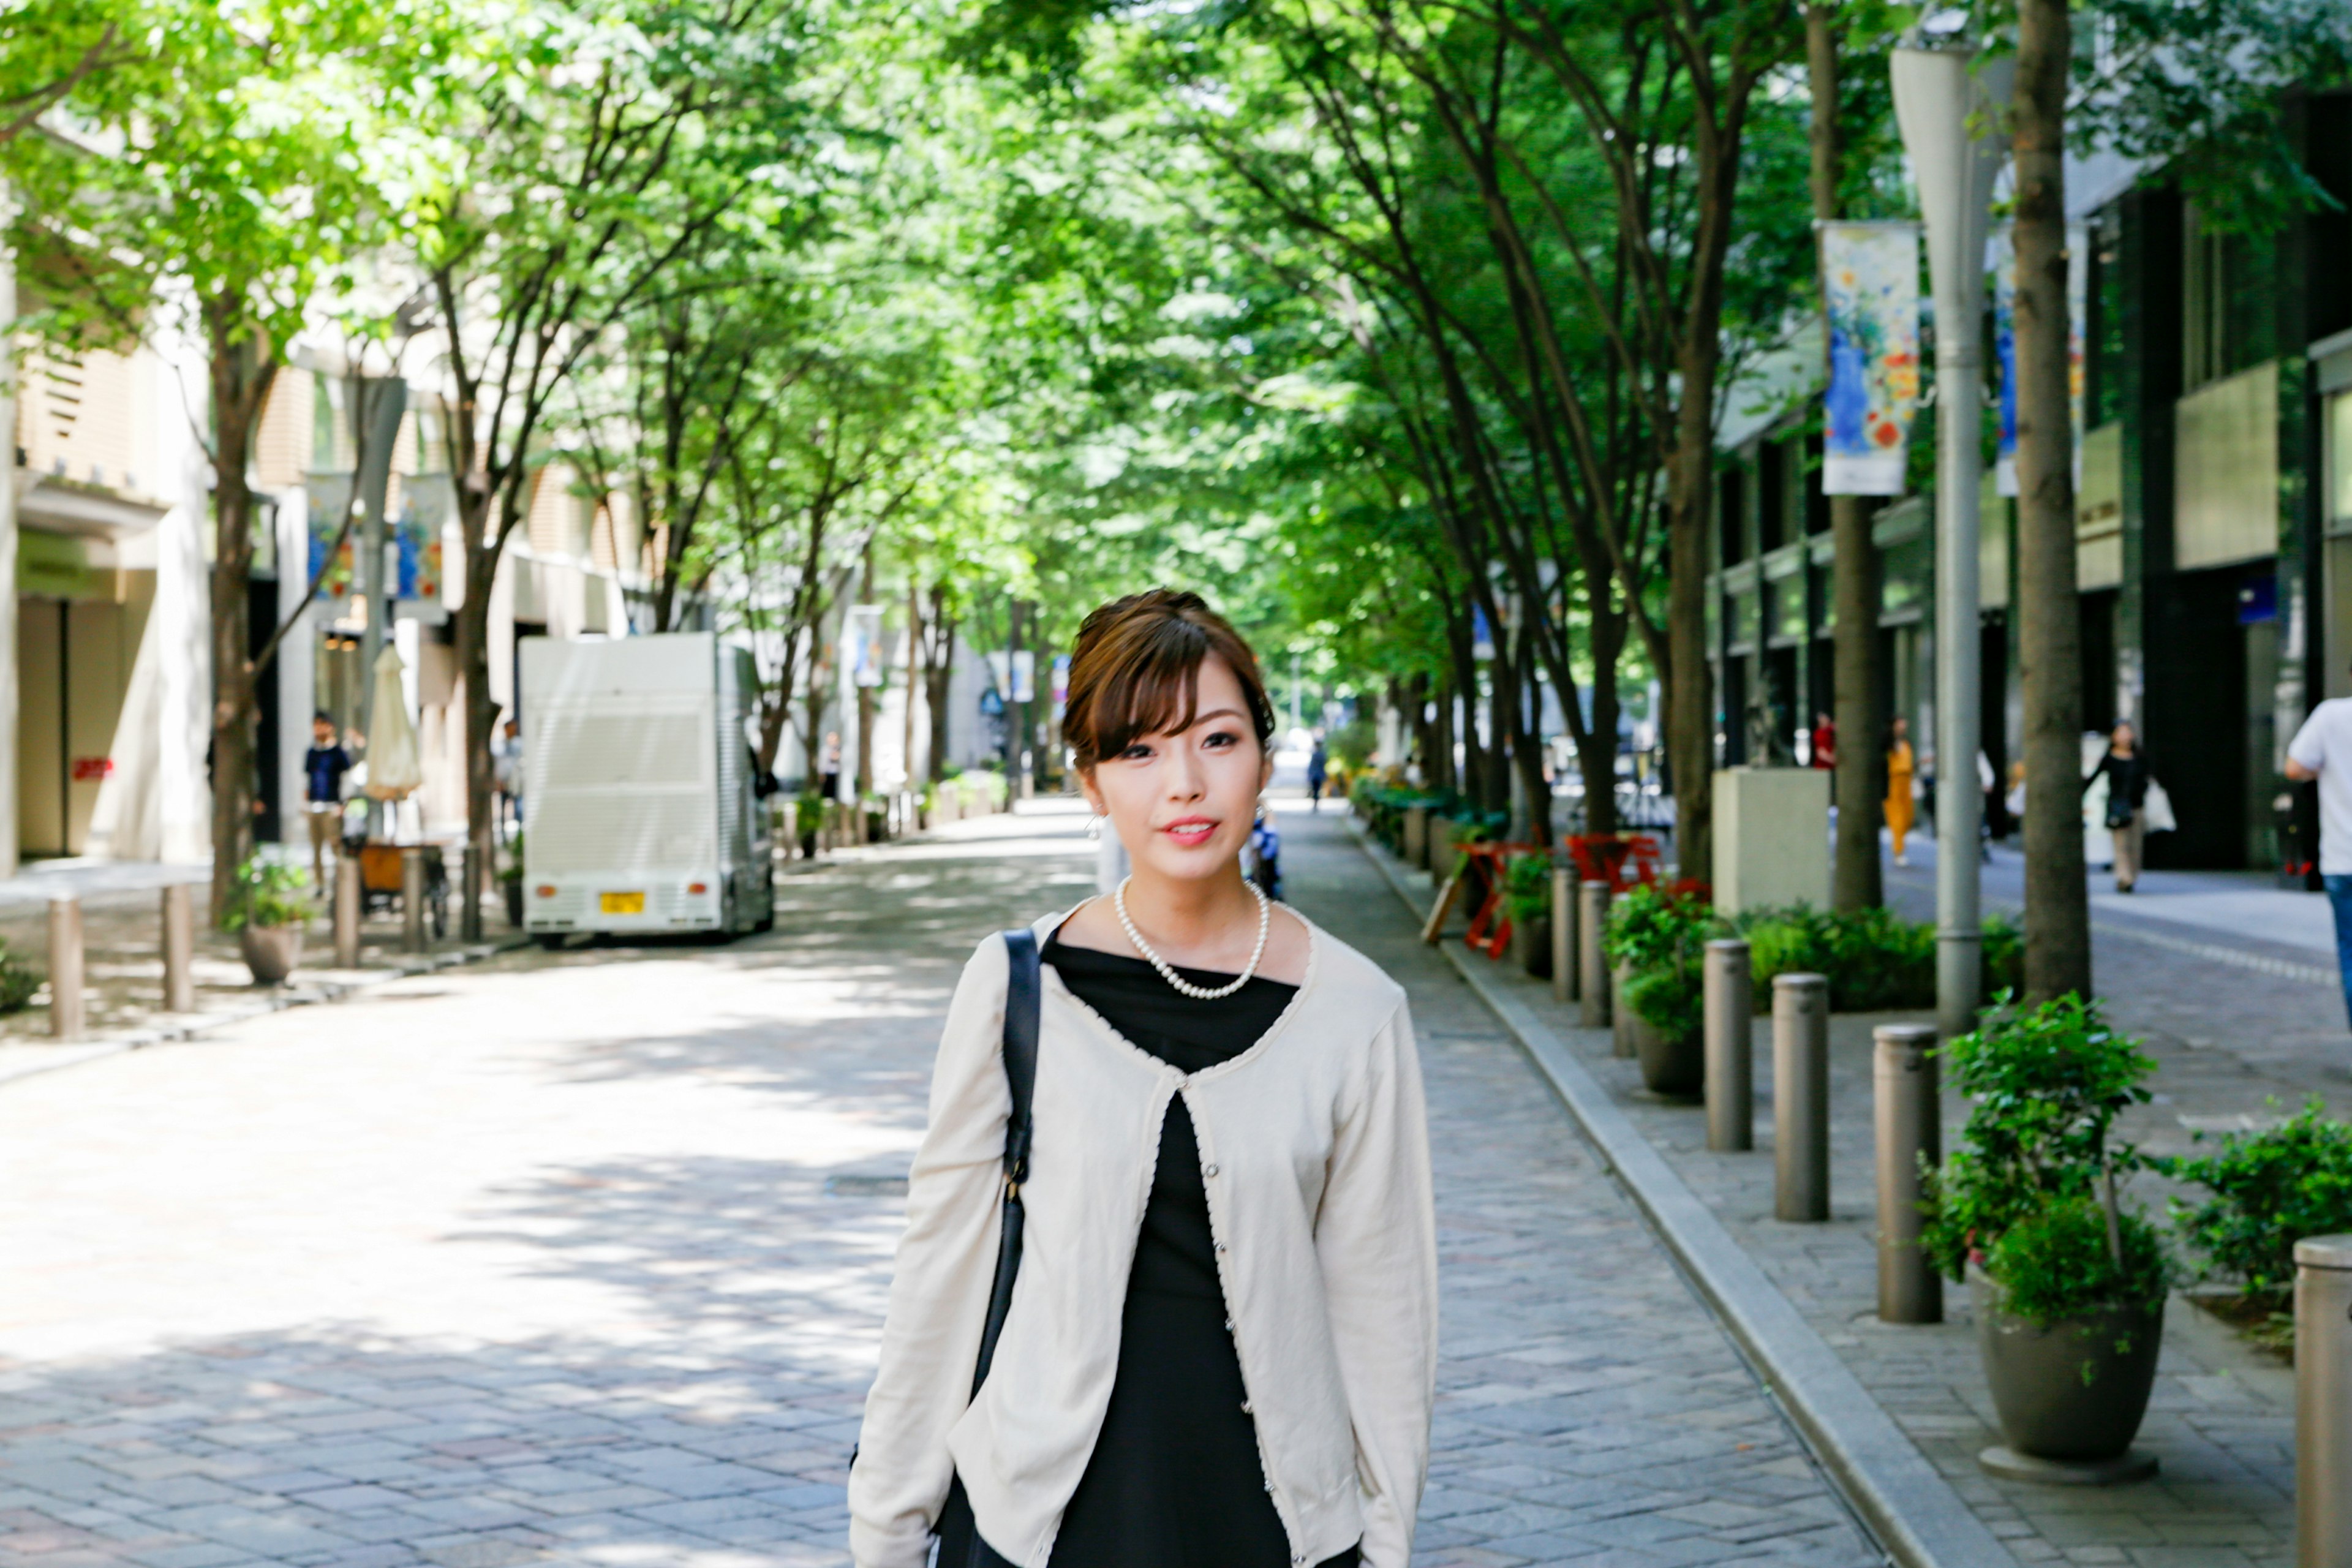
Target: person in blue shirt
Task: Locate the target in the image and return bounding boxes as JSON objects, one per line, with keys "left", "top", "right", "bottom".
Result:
{"left": 304, "top": 713, "right": 351, "bottom": 886}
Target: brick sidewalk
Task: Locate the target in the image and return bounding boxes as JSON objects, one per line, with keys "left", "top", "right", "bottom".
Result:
{"left": 1354, "top": 815, "right": 2302, "bottom": 1568}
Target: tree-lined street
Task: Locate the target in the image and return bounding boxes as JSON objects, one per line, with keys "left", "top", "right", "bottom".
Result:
{"left": 0, "top": 804, "right": 1887, "bottom": 1568}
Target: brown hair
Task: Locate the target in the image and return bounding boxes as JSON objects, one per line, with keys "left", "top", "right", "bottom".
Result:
{"left": 1064, "top": 589, "right": 1276, "bottom": 771}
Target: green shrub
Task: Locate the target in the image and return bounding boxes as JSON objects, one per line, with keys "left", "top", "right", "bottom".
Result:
{"left": 1984, "top": 1195, "right": 2171, "bottom": 1329}
{"left": 497, "top": 830, "right": 526, "bottom": 885}
{"left": 1503, "top": 852, "right": 1552, "bottom": 925}
{"left": 1604, "top": 883, "right": 1715, "bottom": 1040}
{"left": 2161, "top": 1098, "right": 2352, "bottom": 1303}
{"left": 1921, "top": 993, "right": 2162, "bottom": 1310}
{"left": 1626, "top": 956, "right": 1705, "bottom": 1041}
{"left": 1602, "top": 881, "right": 1713, "bottom": 972}
{"left": 0, "top": 940, "right": 39, "bottom": 1014}
{"left": 1730, "top": 903, "right": 2026, "bottom": 1013}
{"left": 221, "top": 856, "right": 312, "bottom": 933}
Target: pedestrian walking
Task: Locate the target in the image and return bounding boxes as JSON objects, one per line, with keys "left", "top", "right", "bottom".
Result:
{"left": 850, "top": 589, "right": 1435, "bottom": 1568}
{"left": 1809, "top": 712, "right": 1836, "bottom": 771}
{"left": 1247, "top": 805, "right": 1282, "bottom": 900}
{"left": 821, "top": 730, "right": 843, "bottom": 803}
{"left": 2286, "top": 685, "right": 2352, "bottom": 1028}
{"left": 302, "top": 713, "right": 350, "bottom": 887}
{"left": 1885, "top": 715, "right": 1916, "bottom": 867}
{"left": 492, "top": 718, "right": 524, "bottom": 838}
{"left": 1306, "top": 731, "right": 1329, "bottom": 811}
{"left": 2084, "top": 721, "right": 2153, "bottom": 892}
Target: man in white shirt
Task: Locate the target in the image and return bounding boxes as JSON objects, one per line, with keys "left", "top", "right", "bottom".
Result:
{"left": 2285, "top": 690, "right": 2352, "bottom": 1026}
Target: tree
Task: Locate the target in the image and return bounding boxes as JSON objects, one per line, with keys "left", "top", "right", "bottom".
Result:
{"left": 405, "top": 0, "right": 828, "bottom": 936}
{"left": 4, "top": 0, "right": 432, "bottom": 919}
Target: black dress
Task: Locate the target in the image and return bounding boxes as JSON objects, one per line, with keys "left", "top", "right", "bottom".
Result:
{"left": 934, "top": 935, "right": 1360, "bottom": 1568}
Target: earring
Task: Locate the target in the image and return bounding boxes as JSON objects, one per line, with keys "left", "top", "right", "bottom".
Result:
{"left": 1086, "top": 813, "right": 1104, "bottom": 841}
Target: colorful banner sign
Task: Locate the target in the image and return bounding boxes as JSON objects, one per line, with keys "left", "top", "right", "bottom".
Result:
{"left": 1820, "top": 222, "right": 1922, "bottom": 496}
{"left": 1992, "top": 223, "right": 2089, "bottom": 497}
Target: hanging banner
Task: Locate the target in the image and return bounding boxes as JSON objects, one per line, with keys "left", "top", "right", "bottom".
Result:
{"left": 1820, "top": 222, "right": 1922, "bottom": 495}
{"left": 1992, "top": 222, "right": 2091, "bottom": 496}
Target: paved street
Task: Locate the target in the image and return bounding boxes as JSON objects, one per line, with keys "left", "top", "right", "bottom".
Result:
{"left": 0, "top": 801, "right": 1876, "bottom": 1568}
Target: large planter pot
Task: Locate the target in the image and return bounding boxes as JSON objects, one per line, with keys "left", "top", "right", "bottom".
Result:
{"left": 1631, "top": 1005, "right": 1704, "bottom": 1099}
{"left": 239, "top": 924, "right": 303, "bottom": 986}
{"left": 1513, "top": 916, "right": 1552, "bottom": 979}
{"left": 1428, "top": 818, "right": 1456, "bottom": 886}
{"left": 1403, "top": 806, "right": 1428, "bottom": 869}
{"left": 1974, "top": 1279, "right": 2164, "bottom": 1471}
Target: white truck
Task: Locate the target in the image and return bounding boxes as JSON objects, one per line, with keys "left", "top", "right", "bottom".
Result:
{"left": 519, "top": 631, "right": 775, "bottom": 944}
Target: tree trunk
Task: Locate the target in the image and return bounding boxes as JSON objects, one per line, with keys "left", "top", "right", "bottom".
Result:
{"left": 1808, "top": 0, "right": 1884, "bottom": 911}
{"left": 2015, "top": 0, "right": 2090, "bottom": 999}
{"left": 1513, "top": 628, "right": 1552, "bottom": 842}
{"left": 1430, "top": 674, "right": 1456, "bottom": 794}
{"left": 204, "top": 316, "right": 273, "bottom": 927}
{"left": 854, "top": 546, "right": 875, "bottom": 798}
{"left": 925, "top": 597, "right": 956, "bottom": 786}
{"left": 1581, "top": 594, "right": 1624, "bottom": 836}
{"left": 1005, "top": 598, "right": 1025, "bottom": 786}
{"left": 456, "top": 545, "right": 497, "bottom": 941}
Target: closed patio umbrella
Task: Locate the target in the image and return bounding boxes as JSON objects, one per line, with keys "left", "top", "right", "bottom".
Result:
{"left": 364, "top": 645, "right": 424, "bottom": 801}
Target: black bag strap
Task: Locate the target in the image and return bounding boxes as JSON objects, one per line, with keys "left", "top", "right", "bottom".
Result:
{"left": 970, "top": 927, "right": 1040, "bottom": 1396}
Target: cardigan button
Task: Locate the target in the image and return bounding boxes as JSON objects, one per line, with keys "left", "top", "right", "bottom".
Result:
{"left": 1203, "top": 1163, "right": 1219, "bottom": 1177}
{"left": 1224, "top": 1318, "right": 1235, "bottom": 1332}
{"left": 1240, "top": 1400, "right": 1252, "bottom": 1414}
{"left": 1215, "top": 1242, "right": 1227, "bottom": 1254}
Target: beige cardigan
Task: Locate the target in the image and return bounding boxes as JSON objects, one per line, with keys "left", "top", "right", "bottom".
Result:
{"left": 847, "top": 910, "right": 1436, "bottom": 1568}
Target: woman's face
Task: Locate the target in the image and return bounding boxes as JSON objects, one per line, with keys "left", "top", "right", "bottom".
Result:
{"left": 1080, "top": 654, "right": 1270, "bottom": 885}
{"left": 2113, "top": 722, "right": 2135, "bottom": 750}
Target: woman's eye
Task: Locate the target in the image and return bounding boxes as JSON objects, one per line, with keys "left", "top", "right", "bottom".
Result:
{"left": 1119, "top": 743, "right": 1154, "bottom": 761}
{"left": 1203, "top": 730, "right": 1238, "bottom": 750}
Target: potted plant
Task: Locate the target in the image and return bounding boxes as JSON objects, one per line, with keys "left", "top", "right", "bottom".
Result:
{"left": 796, "top": 792, "right": 825, "bottom": 858}
{"left": 1504, "top": 852, "right": 1552, "bottom": 979}
{"left": 1923, "top": 994, "right": 2170, "bottom": 1482}
{"left": 499, "top": 831, "right": 526, "bottom": 926}
{"left": 223, "top": 855, "right": 312, "bottom": 985}
{"left": 1603, "top": 882, "right": 1712, "bottom": 1098}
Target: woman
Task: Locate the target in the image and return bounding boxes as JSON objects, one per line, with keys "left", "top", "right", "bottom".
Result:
{"left": 1885, "top": 715, "right": 1916, "bottom": 867}
{"left": 850, "top": 589, "right": 1437, "bottom": 1568}
{"left": 2086, "top": 720, "right": 2152, "bottom": 892}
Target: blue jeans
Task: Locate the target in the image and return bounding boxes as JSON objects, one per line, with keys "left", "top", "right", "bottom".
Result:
{"left": 2326, "top": 875, "right": 2352, "bottom": 1030}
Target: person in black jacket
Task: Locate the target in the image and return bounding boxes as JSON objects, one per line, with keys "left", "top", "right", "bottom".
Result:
{"left": 2084, "top": 721, "right": 2152, "bottom": 892}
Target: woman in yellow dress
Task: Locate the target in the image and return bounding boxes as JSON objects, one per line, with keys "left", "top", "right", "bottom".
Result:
{"left": 1885, "top": 715, "right": 1915, "bottom": 867}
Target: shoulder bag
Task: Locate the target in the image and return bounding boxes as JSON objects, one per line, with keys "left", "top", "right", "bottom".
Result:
{"left": 973, "top": 926, "right": 1040, "bottom": 1393}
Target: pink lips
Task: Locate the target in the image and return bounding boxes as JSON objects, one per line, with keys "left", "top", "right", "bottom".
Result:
{"left": 1161, "top": 816, "right": 1218, "bottom": 846}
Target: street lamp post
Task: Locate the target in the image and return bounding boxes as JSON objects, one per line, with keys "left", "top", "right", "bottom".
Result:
{"left": 1892, "top": 43, "right": 2013, "bottom": 1041}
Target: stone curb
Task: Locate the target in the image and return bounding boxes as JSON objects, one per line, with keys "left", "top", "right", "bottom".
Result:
{"left": 0, "top": 933, "right": 533, "bottom": 1091}
{"left": 1348, "top": 820, "right": 2018, "bottom": 1568}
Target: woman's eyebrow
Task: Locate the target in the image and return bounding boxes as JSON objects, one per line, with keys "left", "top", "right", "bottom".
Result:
{"left": 1186, "top": 707, "right": 1247, "bottom": 728}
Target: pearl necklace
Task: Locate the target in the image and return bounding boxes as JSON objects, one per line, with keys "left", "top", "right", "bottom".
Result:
{"left": 1114, "top": 875, "right": 1271, "bottom": 1000}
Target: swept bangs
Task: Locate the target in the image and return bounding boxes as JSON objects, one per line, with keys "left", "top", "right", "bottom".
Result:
{"left": 1065, "top": 590, "right": 1275, "bottom": 770}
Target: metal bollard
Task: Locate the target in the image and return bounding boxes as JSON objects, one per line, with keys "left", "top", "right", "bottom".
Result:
{"left": 401, "top": 848, "right": 428, "bottom": 951}
{"left": 48, "top": 896, "right": 84, "bottom": 1040}
{"left": 1774, "top": 973, "right": 1831, "bottom": 1221}
{"left": 1874, "top": 1022, "right": 1943, "bottom": 1324}
{"left": 1578, "top": 880, "right": 1611, "bottom": 1031}
{"left": 1551, "top": 862, "right": 1575, "bottom": 1005}
{"left": 162, "top": 883, "right": 195, "bottom": 1013}
{"left": 1703, "top": 939, "right": 1753, "bottom": 1152}
{"left": 335, "top": 854, "right": 363, "bottom": 968}
{"left": 461, "top": 841, "right": 484, "bottom": 942}
{"left": 2300, "top": 1236, "right": 2352, "bottom": 1566}
{"left": 1612, "top": 964, "right": 1634, "bottom": 1057}
{"left": 1404, "top": 806, "right": 1428, "bottom": 869}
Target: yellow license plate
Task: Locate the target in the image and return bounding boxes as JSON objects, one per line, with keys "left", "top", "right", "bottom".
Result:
{"left": 600, "top": 891, "right": 646, "bottom": 915}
